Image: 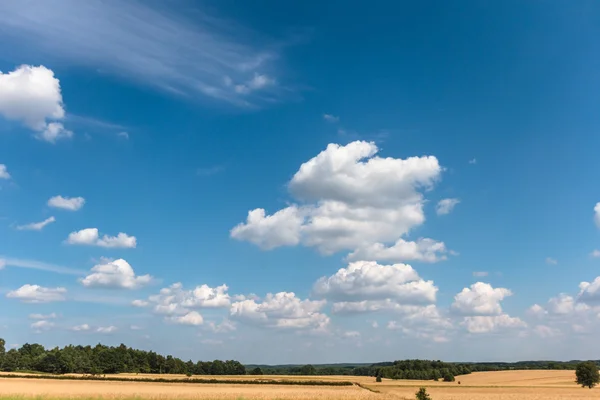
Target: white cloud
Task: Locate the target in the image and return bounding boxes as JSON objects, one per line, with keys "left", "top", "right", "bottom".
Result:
{"left": 590, "top": 250, "right": 600, "bottom": 258}
{"left": 387, "top": 305, "right": 453, "bottom": 342}
{"left": 147, "top": 283, "right": 231, "bottom": 316}
{"left": 130, "top": 325, "right": 143, "bottom": 330}
{"left": 96, "top": 326, "right": 117, "bottom": 334}
{"left": 233, "top": 73, "right": 275, "bottom": 95}
{"left": 31, "top": 320, "right": 54, "bottom": 332}
{"left": 230, "top": 292, "right": 330, "bottom": 332}
{"left": 170, "top": 311, "right": 204, "bottom": 326}
{"left": 436, "top": 198, "right": 460, "bottom": 215}
{"left": 347, "top": 238, "right": 448, "bottom": 263}
{"left": 468, "top": 158, "right": 477, "bottom": 164}
{"left": 462, "top": 315, "right": 526, "bottom": 334}
{"left": 232, "top": 141, "right": 443, "bottom": 256}
{"left": 579, "top": 276, "right": 600, "bottom": 304}
{"left": 29, "top": 313, "right": 56, "bottom": 320}
{"left": 0, "top": 164, "right": 10, "bottom": 179}
{"left": 0, "top": 65, "right": 71, "bottom": 142}
{"left": 323, "top": 114, "right": 339, "bottom": 123}
{"left": 0, "top": 259, "right": 4, "bottom": 271}
{"left": 473, "top": 271, "right": 489, "bottom": 277}
{"left": 342, "top": 330, "right": 360, "bottom": 338}
{"left": 71, "top": 324, "right": 91, "bottom": 332}
{"left": 15, "top": 216, "right": 56, "bottom": 231}
{"left": 6, "top": 284, "right": 66, "bottom": 303}
{"left": 452, "top": 282, "right": 512, "bottom": 316}
{"left": 533, "top": 325, "right": 561, "bottom": 338}
{"left": 313, "top": 261, "right": 437, "bottom": 307}
{"left": 66, "top": 228, "right": 137, "bottom": 248}
{"left": 206, "top": 319, "right": 237, "bottom": 333}
{"left": 48, "top": 195, "right": 85, "bottom": 211}
{"left": 132, "top": 299, "right": 149, "bottom": 307}
{"left": 38, "top": 122, "right": 72, "bottom": 143}
{"left": 547, "top": 294, "right": 578, "bottom": 315}
{"left": 80, "top": 259, "right": 152, "bottom": 289}
{"left": 118, "top": 131, "right": 129, "bottom": 140}
{"left": 545, "top": 257, "right": 558, "bottom": 265}
{"left": 231, "top": 207, "right": 302, "bottom": 250}
{"left": 201, "top": 339, "right": 223, "bottom": 345}
{"left": 527, "top": 304, "right": 548, "bottom": 318}
{"left": 0, "top": 2, "right": 282, "bottom": 107}
{"left": 595, "top": 203, "right": 600, "bottom": 228}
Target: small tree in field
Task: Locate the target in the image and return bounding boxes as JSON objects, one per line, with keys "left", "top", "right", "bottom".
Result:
{"left": 376, "top": 375, "right": 382, "bottom": 382}
{"left": 576, "top": 361, "right": 600, "bottom": 389}
{"left": 415, "top": 387, "right": 431, "bottom": 400}
{"left": 186, "top": 371, "right": 193, "bottom": 378}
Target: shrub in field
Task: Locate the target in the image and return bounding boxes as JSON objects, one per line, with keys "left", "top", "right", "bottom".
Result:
{"left": 415, "top": 387, "right": 431, "bottom": 400}
{"left": 575, "top": 361, "right": 600, "bottom": 389}
{"left": 376, "top": 376, "right": 382, "bottom": 382}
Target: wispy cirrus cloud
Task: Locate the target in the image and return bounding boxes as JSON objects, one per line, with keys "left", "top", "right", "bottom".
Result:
{"left": 0, "top": 0, "right": 287, "bottom": 107}
{"left": 1, "top": 256, "right": 85, "bottom": 276}
{"left": 15, "top": 216, "right": 56, "bottom": 231}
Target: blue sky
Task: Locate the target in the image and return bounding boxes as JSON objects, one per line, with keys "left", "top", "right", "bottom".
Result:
{"left": 1, "top": 0, "right": 600, "bottom": 364}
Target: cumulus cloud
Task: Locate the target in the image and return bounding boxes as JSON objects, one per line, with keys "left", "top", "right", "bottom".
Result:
{"left": 313, "top": 261, "right": 437, "bottom": 308}
{"left": 48, "top": 195, "right": 85, "bottom": 211}
{"left": 590, "top": 250, "right": 600, "bottom": 258}
{"left": 533, "top": 325, "right": 561, "bottom": 338}
{"left": 97, "top": 326, "right": 117, "bottom": 334}
{"left": 66, "top": 228, "right": 137, "bottom": 248}
{"left": 231, "top": 141, "right": 443, "bottom": 256}
{"left": 146, "top": 283, "right": 231, "bottom": 316}
{"left": 0, "top": 164, "right": 10, "bottom": 179}
{"left": 323, "top": 114, "right": 339, "bottom": 123}
{"left": 7, "top": 284, "right": 66, "bottom": 303}
{"left": 80, "top": 259, "right": 152, "bottom": 289}
{"left": 29, "top": 313, "right": 56, "bottom": 320}
{"left": 473, "top": 271, "right": 489, "bottom": 277}
{"left": 15, "top": 216, "right": 56, "bottom": 231}
{"left": 578, "top": 277, "right": 600, "bottom": 304}
{"left": 132, "top": 299, "right": 149, "bottom": 307}
{"left": 169, "top": 311, "right": 204, "bottom": 326}
{"left": 230, "top": 292, "right": 330, "bottom": 332}
{"left": 31, "top": 320, "right": 54, "bottom": 332}
{"left": 452, "top": 282, "right": 512, "bottom": 316}
{"left": 462, "top": 315, "right": 526, "bottom": 334}
{"left": 71, "top": 324, "right": 91, "bottom": 332}
{"left": 0, "top": 65, "right": 72, "bottom": 142}
{"left": 231, "top": 207, "right": 302, "bottom": 250}
{"left": 206, "top": 319, "right": 237, "bottom": 333}
{"left": 595, "top": 203, "right": 600, "bottom": 228}
{"left": 436, "top": 198, "right": 460, "bottom": 215}
{"left": 347, "top": 238, "right": 449, "bottom": 263}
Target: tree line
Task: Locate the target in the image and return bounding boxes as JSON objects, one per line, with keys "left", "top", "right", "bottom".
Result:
{"left": 0, "top": 339, "right": 245, "bottom": 375}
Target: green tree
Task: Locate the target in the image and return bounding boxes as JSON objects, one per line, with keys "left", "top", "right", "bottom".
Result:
{"left": 251, "top": 367, "right": 263, "bottom": 375}
{"left": 415, "top": 387, "right": 431, "bottom": 400}
{"left": 576, "top": 362, "right": 600, "bottom": 389}
{"left": 300, "top": 364, "right": 317, "bottom": 375}
{"left": 376, "top": 375, "right": 382, "bottom": 382}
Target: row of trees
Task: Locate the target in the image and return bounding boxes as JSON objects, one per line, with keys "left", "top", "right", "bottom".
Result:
{"left": 0, "top": 339, "right": 245, "bottom": 375}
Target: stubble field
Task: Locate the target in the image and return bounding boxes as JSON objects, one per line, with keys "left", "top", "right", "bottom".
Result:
{"left": 1, "top": 370, "right": 599, "bottom": 400}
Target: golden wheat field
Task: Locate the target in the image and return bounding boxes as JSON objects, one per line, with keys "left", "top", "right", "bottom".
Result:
{"left": 0, "top": 370, "right": 599, "bottom": 400}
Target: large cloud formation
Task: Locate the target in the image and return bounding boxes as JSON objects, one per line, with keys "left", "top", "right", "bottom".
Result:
{"left": 231, "top": 141, "right": 446, "bottom": 261}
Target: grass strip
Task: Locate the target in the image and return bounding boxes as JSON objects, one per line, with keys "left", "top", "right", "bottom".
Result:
{"left": 0, "top": 373, "right": 353, "bottom": 387}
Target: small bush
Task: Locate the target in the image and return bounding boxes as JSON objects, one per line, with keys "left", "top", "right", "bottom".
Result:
{"left": 186, "top": 372, "right": 193, "bottom": 378}
{"left": 415, "top": 387, "right": 431, "bottom": 400}
{"left": 376, "top": 376, "right": 382, "bottom": 382}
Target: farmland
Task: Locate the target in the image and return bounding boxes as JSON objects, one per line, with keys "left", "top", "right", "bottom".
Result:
{"left": 1, "top": 370, "right": 599, "bottom": 399}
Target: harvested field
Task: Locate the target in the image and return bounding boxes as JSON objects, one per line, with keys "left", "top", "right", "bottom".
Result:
{"left": 0, "top": 370, "right": 599, "bottom": 399}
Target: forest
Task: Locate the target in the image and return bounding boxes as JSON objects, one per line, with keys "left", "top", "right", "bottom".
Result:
{"left": 0, "top": 338, "right": 591, "bottom": 379}
{"left": 0, "top": 338, "right": 245, "bottom": 375}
